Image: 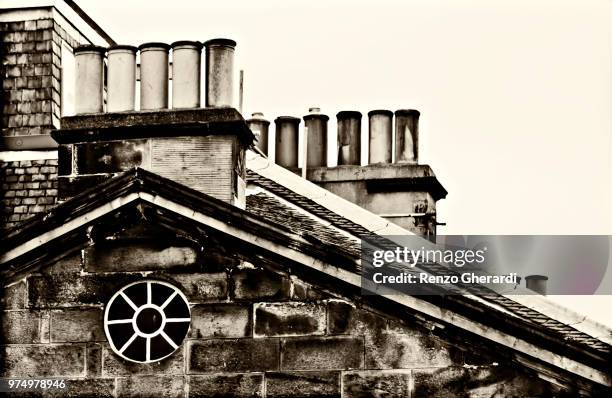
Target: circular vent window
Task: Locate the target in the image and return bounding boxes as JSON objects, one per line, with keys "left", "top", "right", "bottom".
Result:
{"left": 104, "top": 280, "right": 191, "bottom": 363}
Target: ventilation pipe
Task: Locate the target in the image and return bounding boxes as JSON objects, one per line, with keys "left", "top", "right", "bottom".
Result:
{"left": 337, "top": 111, "right": 362, "bottom": 165}
{"left": 525, "top": 275, "right": 548, "bottom": 295}
{"left": 275, "top": 116, "right": 300, "bottom": 168}
{"left": 204, "top": 39, "right": 236, "bottom": 107}
{"left": 247, "top": 112, "right": 270, "bottom": 155}
{"left": 395, "top": 109, "right": 420, "bottom": 163}
{"left": 304, "top": 107, "right": 328, "bottom": 167}
{"left": 74, "top": 45, "right": 105, "bottom": 114}
{"left": 171, "top": 41, "right": 202, "bottom": 108}
{"left": 106, "top": 45, "right": 137, "bottom": 112}
{"left": 368, "top": 109, "right": 393, "bottom": 164}
{"left": 138, "top": 42, "right": 170, "bottom": 110}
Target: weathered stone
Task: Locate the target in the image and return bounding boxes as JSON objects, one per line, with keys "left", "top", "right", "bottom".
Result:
{"left": 254, "top": 302, "right": 326, "bottom": 337}
{"left": 0, "top": 310, "right": 43, "bottom": 343}
{"left": 116, "top": 375, "right": 185, "bottom": 398}
{"left": 412, "top": 366, "right": 565, "bottom": 397}
{"left": 169, "top": 273, "right": 228, "bottom": 302}
{"left": 327, "top": 300, "right": 387, "bottom": 335}
{"left": 232, "top": 268, "right": 291, "bottom": 301}
{"left": 84, "top": 241, "right": 198, "bottom": 272}
{"left": 41, "top": 252, "right": 82, "bottom": 274}
{"left": 290, "top": 276, "right": 330, "bottom": 300}
{"left": 266, "top": 371, "right": 340, "bottom": 398}
{"left": 188, "top": 373, "right": 263, "bottom": 397}
{"left": 27, "top": 272, "right": 141, "bottom": 307}
{"left": 50, "top": 307, "right": 104, "bottom": 342}
{"left": 0, "top": 344, "right": 85, "bottom": 377}
{"left": 86, "top": 343, "right": 103, "bottom": 377}
{"left": 0, "top": 280, "right": 26, "bottom": 309}
{"left": 343, "top": 370, "right": 411, "bottom": 398}
{"left": 365, "top": 329, "right": 455, "bottom": 369}
{"left": 281, "top": 336, "right": 364, "bottom": 370}
{"left": 188, "top": 338, "right": 279, "bottom": 373}
{"left": 46, "top": 378, "right": 115, "bottom": 397}
{"left": 102, "top": 345, "right": 184, "bottom": 376}
{"left": 189, "top": 303, "right": 251, "bottom": 338}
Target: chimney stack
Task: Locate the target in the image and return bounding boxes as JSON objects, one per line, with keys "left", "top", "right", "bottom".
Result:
{"left": 337, "top": 111, "right": 362, "bottom": 165}
{"left": 247, "top": 112, "right": 270, "bottom": 155}
{"left": 275, "top": 116, "right": 300, "bottom": 169}
{"left": 204, "top": 39, "right": 236, "bottom": 107}
{"left": 304, "top": 107, "right": 329, "bottom": 167}
{"left": 368, "top": 109, "right": 393, "bottom": 164}
{"left": 138, "top": 42, "right": 170, "bottom": 110}
{"left": 171, "top": 41, "right": 202, "bottom": 109}
{"left": 74, "top": 45, "right": 105, "bottom": 114}
{"left": 106, "top": 45, "right": 137, "bottom": 112}
{"left": 395, "top": 109, "right": 420, "bottom": 163}
{"left": 525, "top": 275, "right": 548, "bottom": 295}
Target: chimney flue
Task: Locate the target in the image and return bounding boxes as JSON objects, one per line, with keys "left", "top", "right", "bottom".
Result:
{"left": 138, "top": 42, "right": 170, "bottom": 110}
{"left": 304, "top": 108, "right": 329, "bottom": 167}
{"left": 106, "top": 45, "right": 137, "bottom": 113}
{"left": 204, "top": 38, "right": 236, "bottom": 107}
{"left": 274, "top": 116, "right": 300, "bottom": 169}
{"left": 368, "top": 109, "right": 393, "bottom": 164}
{"left": 525, "top": 275, "right": 548, "bottom": 295}
{"left": 395, "top": 109, "right": 420, "bottom": 163}
{"left": 171, "top": 41, "right": 202, "bottom": 109}
{"left": 337, "top": 111, "right": 362, "bottom": 165}
{"left": 247, "top": 112, "right": 270, "bottom": 155}
{"left": 74, "top": 45, "right": 105, "bottom": 114}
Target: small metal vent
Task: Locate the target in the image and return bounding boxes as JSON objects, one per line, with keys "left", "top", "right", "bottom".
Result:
{"left": 104, "top": 280, "right": 191, "bottom": 363}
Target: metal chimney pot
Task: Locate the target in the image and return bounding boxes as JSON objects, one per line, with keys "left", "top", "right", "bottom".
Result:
{"left": 368, "top": 109, "right": 393, "bottom": 164}
{"left": 247, "top": 112, "right": 270, "bottom": 155}
{"left": 74, "top": 45, "right": 106, "bottom": 114}
{"left": 304, "top": 108, "right": 329, "bottom": 167}
{"left": 395, "top": 109, "right": 420, "bottom": 163}
{"left": 525, "top": 275, "right": 548, "bottom": 295}
{"left": 138, "top": 42, "right": 170, "bottom": 110}
{"left": 337, "top": 111, "right": 362, "bottom": 165}
{"left": 274, "top": 116, "right": 301, "bottom": 168}
{"left": 171, "top": 41, "right": 202, "bottom": 109}
{"left": 204, "top": 38, "right": 236, "bottom": 107}
{"left": 106, "top": 45, "right": 137, "bottom": 112}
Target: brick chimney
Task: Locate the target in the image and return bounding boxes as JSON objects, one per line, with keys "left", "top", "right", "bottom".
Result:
{"left": 52, "top": 39, "right": 254, "bottom": 209}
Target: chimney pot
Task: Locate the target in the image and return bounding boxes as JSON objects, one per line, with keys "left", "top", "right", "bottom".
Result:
{"left": 274, "top": 116, "right": 301, "bottom": 168}
{"left": 525, "top": 275, "right": 548, "bottom": 295}
{"left": 74, "top": 45, "right": 106, "bottom": 114}
{"left": 367, "top": 109, "right": 393, "bottom": 164}
{"left": 138, "top": 42, "right": 170, "bottom": 110}
{"left": 336, "top": 111, "right": 362, "bottom": 165}
{"left": 247, "top": 112, "right": 271, "bottom": 155}
{"left": 106, "top": 45, "right": 137, "bottom": 112}
{"left": 395, "top": 109, "right": 420, "bottom": 163}
{"left": 204, "top": 38, "right": 236, "bottom": 107}
{"left": 303, "top": 109, "right": 329, "bottom": 167}
{"left": 171, "top": 41, "right": 203, "bottom": 109}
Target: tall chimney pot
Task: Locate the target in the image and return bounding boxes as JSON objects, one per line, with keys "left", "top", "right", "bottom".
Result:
{"left": 204, "top": 38, "right": 236, "bottom": 107}
{"left": 337, "top": 111, "right": 362, "bottom": 165}
{"left": 138, "top": 42, "right": 170, "bottom": 110}
{"left": 106, "top": 45, "right": 137, "bottom": 112}
{"left": 274, "top": 116, "right": 300, "bottom": 169}
{"left": 171, "top": 41, "right": 202, "bottom": 109}
{"left": 304, "top": 108, "right": 329, "bottom": 167}
{"left": 525, "top": 275, "right": 548, "bottom": 295}
{"left": 395, "top": 109, "right": 420, "bottom": 163}
{"left": 74, "top": 45, "right": 106, "bottom": 114}
{"left": 247, "top": 112, "right": 270, "bottom": 155}
{"left": 368, "top": 109, "right": 393, "bottom": 164}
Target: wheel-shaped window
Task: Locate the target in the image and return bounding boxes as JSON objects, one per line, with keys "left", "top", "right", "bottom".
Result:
{"left": 104, "top": 280, "right": 191, "bottom": 363}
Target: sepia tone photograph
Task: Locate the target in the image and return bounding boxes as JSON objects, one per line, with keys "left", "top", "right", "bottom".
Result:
{"left": 0, "top": 0, "right": 611, "bottom": 396}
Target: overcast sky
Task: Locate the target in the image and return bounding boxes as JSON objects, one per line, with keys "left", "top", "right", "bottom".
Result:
{"left": 78, "top": 0, "right": 612, "bottom": 324}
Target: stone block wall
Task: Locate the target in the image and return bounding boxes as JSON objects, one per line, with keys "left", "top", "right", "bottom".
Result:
{"left": 0, "top": 227, "right": 564, "bottom": 397}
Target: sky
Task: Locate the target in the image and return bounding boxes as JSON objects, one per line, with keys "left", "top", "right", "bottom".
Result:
{"left": 77, "top": 0, "right": 612, "bottom": 324}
